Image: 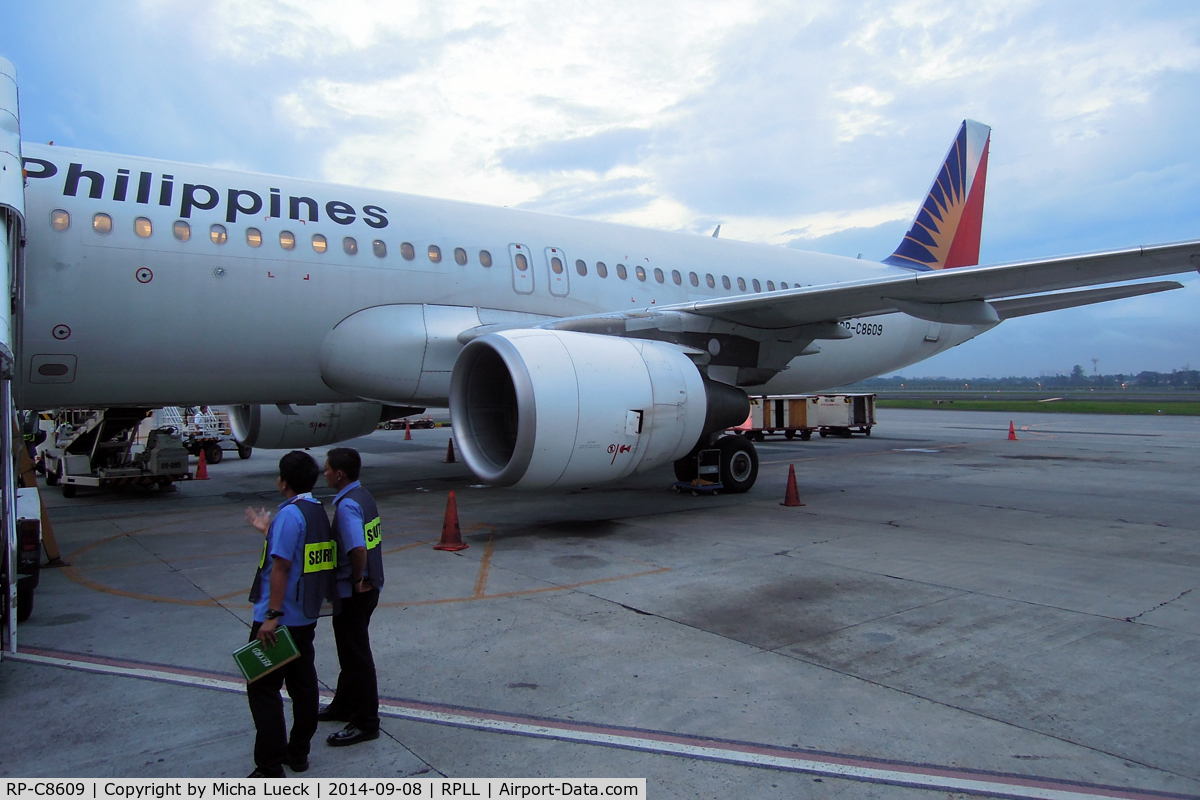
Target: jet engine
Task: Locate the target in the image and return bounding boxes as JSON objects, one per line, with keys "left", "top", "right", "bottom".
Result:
{"left": 230, "top": 402, "right": 395, "bottom": 450}
{"left": 449, "top": 329, "right": 748, "bottom": 489}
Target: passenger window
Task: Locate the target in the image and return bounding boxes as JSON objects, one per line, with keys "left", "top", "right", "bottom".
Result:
{"left": 515, "top": 253, "right": 528, "bottom": 271}
{"left": 50, "top": 209, "right": 70, "bottom": 231}
{"left": 454, "top": 247, "right": 468, "bottom": 265}
{"left": 635, "top": 265, "right": 646, "bottom": 281}
{"left": 210, "top": 224, "right": 228, "bottom": 245}
{"left": 173, "top": 220, "right": 191, "bottom": 241}
{"left": 766, "top": 280, "right": 775, "bottom": 291}
{"left": 672, "top": 270, "right": 682, "bottom": 285}
{"left": 312, "top": 233, "right": 328, "bottom": 253}
{"left": 575, "top": 259, "right": 588, "bottom": 276}
{"left": 134, "top": 217, "right": 152, "bottom": 238}
{"left": 616, "top": 263, "right": 628, "bottom": 280}
{"left": 689, "top": 272, "right": 699, "bottom": 287}
{"left": 551, "top": 256, "right": 564, "bottom": 274}
{"left": 401, "top": 242, "right": 415, "bottom": 260}
{"left": 705, "top": 273, "right": 715, "bottom": 288}
{"left": 480, "top": 250, "right": 492, "bottom": 267}
{"left": 92, "top": 213, "right": 112, "bottom": 235}
{"left": 654, "top": 268, "right": 664, "bottom": 283}
{"left": 344, "top": 237, "right": 358, "bottom": 255}
{"left": 596, "top": 261, "right": 608, "bottom": 278}
{"left": 752, "top": 279, "right": 761, "bottom": 292}
{"left": 278, "top": 231, "right": 295, "bottom": 250}
{"left": 246, "top": 227, "right": 262, "bottom": 247}
{"left": 722, "top": 276, "right": 731, "bottom": 290}
{"left": 780, "top": 281, "right": 788, "bottom": 289}
{"left": 373, "top": 240, "right": 387, "bottom": 258}
{"left": 736, "top": 277, "right": 746, "bottom": 291}
{"left": 428, "top": 245, "right": 441, "bottom": 263}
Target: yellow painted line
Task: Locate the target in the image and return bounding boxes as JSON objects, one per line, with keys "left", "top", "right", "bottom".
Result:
{"left": 473, "top": 532, "right": 496, "bottom": 598}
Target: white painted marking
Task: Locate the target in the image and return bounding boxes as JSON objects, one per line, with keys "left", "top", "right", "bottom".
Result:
{"left": 10, "top": 650, "right": 1192, "bottom": 800}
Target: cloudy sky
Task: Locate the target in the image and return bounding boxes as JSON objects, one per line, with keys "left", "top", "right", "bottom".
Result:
{"left": 3, "top": 1, "right": 1198, "bottom": 377}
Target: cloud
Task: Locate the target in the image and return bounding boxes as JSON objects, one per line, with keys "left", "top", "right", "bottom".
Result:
{"left": 3, "top": 0, "right": 1199, "bottom": 375}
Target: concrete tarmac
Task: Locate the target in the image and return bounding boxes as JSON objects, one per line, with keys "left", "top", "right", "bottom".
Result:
{"left": 1, "top": 409, "right": 1198, "bottom": 798}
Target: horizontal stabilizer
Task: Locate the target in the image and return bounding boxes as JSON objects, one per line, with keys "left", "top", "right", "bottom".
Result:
{"left": 990, "top": 281, "right": 1184, "bottom": 320}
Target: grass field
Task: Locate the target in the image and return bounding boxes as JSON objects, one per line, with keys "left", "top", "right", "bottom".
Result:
{"left": 876, "top": 399, "right": 1200, "bottom": 415}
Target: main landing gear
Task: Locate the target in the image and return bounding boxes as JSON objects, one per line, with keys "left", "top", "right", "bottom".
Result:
{"left": 672, "top": 435, "right": 759, "bottom": 494}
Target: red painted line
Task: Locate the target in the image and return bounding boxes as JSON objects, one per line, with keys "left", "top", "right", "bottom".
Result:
{"left": 12, "top": 646, "right": 1197, "bottom": 800}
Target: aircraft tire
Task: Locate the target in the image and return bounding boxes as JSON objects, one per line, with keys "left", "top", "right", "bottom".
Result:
{"left": 237, "top": 444, "right": 253, "bottom": 460}
{"left": 716, "top": 436, "right": 758, "bottom": 493}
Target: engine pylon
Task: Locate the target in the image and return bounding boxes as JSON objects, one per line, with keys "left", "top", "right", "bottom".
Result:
{"left": 434, "top": 490, "right": 468, "bottom": 551}
{"left": 195, "top": 449, "right": 209, "bottom": 480}
{"left": 781, "top": 464, "right": 803, "bottom": 507}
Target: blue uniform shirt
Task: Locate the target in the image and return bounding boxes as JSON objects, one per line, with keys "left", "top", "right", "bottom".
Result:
{"left": 254, "top": 493, "right": 321, "bottom": 627}
{"left": 332, "top": 480, "right": 366, "bottom": 599}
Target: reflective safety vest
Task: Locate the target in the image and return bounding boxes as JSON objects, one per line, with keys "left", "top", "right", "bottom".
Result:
{"left": 249, "top": 496, "right": 338, "bottom": 618}
{"left": 332, "top": 485, "right": 385, "bottom": 591}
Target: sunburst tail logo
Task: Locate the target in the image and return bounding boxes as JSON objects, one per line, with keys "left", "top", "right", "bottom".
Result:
{"left": 884, "top": 120, "right": 991, "bottom": 271}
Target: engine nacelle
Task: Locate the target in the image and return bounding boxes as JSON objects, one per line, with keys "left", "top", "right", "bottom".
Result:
{"left": 230, "top": 402, "right": 386, "bottom": 450}
{"left": 449, "top": 330, "right": 748, "bottom": 489}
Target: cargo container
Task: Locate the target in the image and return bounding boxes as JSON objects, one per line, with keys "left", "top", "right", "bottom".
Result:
{"left": 732, "top": 394, "right": 875, "bottom": 440}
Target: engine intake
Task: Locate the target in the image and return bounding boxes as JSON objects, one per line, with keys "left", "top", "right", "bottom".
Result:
{"left": 450, "top": 330, "right": 747, "bottom": 489}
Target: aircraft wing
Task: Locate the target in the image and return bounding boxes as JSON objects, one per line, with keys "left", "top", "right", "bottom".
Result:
{"left": 529, "top": 240, "right": 1199, "bottom": 336}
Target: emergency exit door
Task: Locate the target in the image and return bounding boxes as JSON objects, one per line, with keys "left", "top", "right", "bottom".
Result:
{"left": 544, "top": 247, "right": 570, "bottom": 297}
{"left": 509, "top": 243, "right": 535, "bottom": 295}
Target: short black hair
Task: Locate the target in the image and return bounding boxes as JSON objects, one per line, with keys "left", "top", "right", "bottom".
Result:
{"left": 279, "top": 451, "right": 320, "bottom": 494}
{"left": 326, "top": 447, "right": 361, "bottom": 481}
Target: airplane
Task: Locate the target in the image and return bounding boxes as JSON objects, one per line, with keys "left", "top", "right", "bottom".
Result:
{"left": 1, "top": 56, "right": 1196, "bottom": 496}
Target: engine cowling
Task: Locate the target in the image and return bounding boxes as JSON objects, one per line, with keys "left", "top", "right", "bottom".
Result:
{"left": 449, "top": 329, "right": 748, "bottom": 489}
{"left": 230, "top": 403, "right": 387, "bottom": 449}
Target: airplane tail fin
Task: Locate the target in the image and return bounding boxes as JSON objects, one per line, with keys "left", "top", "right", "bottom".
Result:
{"left": 884, "top": 120, "right": 991, "bottom": 270}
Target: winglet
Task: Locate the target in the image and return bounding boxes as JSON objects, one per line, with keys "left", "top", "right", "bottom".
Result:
{"left": 712, "top": 224, "right": 721, "bottom": 238}
{"left": 885, "top": 120, "right": 991, "bottom": 270}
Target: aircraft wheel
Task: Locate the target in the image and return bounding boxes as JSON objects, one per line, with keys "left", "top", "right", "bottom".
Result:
{"left": 237, "top": 444, "right": 253, "bottom": 460}
{"left": 205, "top": 444, "right": 223, "bottom": 464}
{"left": 717, "top": 436, "right": 758, "bottom": 494}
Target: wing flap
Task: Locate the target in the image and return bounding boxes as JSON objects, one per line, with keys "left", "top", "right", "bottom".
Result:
{"left": 991, "top": 281, "right": 1183, "bottom": 320}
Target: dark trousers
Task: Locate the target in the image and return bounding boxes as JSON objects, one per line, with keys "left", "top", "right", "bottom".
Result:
{"left": 247, "top": 622, "right": 319, "bottom": 771}
{"left": 329, "top": 588, "right": 380, "bottom": 731}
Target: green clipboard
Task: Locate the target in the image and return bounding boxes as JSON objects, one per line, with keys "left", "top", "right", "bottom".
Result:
{"left": 233, "top": 626, "right": 300, "bottom": 682}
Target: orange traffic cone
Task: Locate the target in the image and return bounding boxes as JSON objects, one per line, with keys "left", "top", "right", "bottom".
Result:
{"left": 1008, "top": 421, "right": 1017, "bottom": 441}
{"left": 781, "top": 464, "right": 803, "bottom": 507}
{"left": 195, "top": 448, "right": 209, "bottom": 480}
{"left": 434, "top": 490, "right": 468, "bottom": 551}
{"left": 404, "top": 419, "right": 412, "bottom": 440}
{"left": 445, "top": 438, "right": 456, "bottom": 463}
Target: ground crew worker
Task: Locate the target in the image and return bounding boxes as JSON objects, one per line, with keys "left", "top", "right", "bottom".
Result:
{"left": 243, "top": 451, "right": 337, "bottom": 777}
{"left": 318, "top": 447, "right": 383, "bottom": 747}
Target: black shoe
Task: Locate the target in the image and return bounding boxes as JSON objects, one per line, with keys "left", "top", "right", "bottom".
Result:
{"left": 317, "top": 705, "right": 352, "bottom": 722}
{"left": 285, "top": 757, "right": 309, "bottom": 773}
{"left": 326, "top": 724, "right": 380, "bottom": 747}
{"left": 248, "top": 767, "right": 285, "bottom": 778}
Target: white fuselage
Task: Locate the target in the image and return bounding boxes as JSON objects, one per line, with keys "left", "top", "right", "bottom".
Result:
{"left": 16, "top": 143, "right": 985, "bottom": 410}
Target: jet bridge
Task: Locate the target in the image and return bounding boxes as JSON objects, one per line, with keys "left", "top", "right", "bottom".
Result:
{"left": 1, "top": 57, "right": 24, "bottom": 657}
